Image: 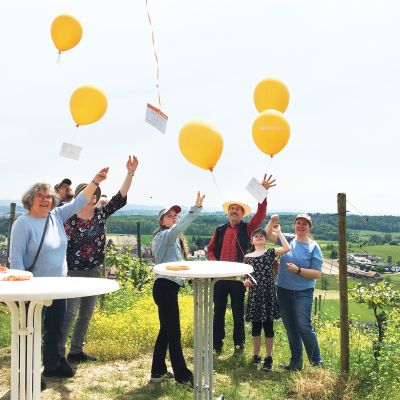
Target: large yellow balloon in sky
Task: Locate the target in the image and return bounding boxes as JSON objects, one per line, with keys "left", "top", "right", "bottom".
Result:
{"left": 51, "top": 15, "right": 83, "bottom": 52}
{"left": 179, "top": 121, "right": 223, "bottom": 171}
{"left": 253, "top": 78, "right": 290, "bottom": 113}
{"left": 252, "top": 110, "right": 290, "bottom": 157}
{"left": 70, "top": 86, "right": 108, "bottom": 126}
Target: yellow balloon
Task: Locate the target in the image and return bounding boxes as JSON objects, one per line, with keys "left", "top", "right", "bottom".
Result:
{"left": 179, "top": 121, "right": 223, "bottom": 171}
{"left": 51, "top": 15, "right": 83, "bottom": 52}
{"left": 254, "top": 78, "right": 290, "bottom": 113}
{"left": 252, "top": 110, "right": 290, "bottom": 157}
{"left": 70, "top": 86, "right": 108, "bottom": 126}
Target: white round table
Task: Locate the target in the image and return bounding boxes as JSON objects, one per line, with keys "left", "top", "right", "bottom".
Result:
{"left": 0, "top": 277, "right": 119, "bottom": 400}
{"left": 153, "top": 261, "right": 252, "bottom": 400}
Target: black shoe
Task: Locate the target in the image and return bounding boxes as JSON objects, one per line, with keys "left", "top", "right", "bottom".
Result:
{"left": 43, "top": 358, "right": 74, "bottom": 378}
{"left": 41, "top": 376, "right": 47, "bottom": 391}
{"left": 178, "top": 375, "right": 194, "bottom": 389}
{"left": 262, "top": 356, "right": 273, "bottom": 371}
{"left": 233, "top": 345, "right": 244, "bottom": 357}
{"left": 252, "top": 354, "right": 262, "bottom": 365}
{"left": 280, "top": 363, "right": 302, "bottom": 372}
{"left": 67, "top": 351, "right": 97, "bottom": 363}
{"left": 214, "top": 346, "right": 222, "bottom": 355}
{"left": 311, "top": 361, "right": 324, "bottom": 368}
{"left": 150, "top": 371, "right": 174, "bottom": 382}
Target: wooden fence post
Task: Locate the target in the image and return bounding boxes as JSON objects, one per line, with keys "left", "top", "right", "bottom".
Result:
{"left": 338, "top": 193, "right": 350, "bottom": 374}
{"left": 6, "top": 202, "right": 16, "bottom": 268}
{"left": 137, "top": 221, "right": 142, "bottom": 261}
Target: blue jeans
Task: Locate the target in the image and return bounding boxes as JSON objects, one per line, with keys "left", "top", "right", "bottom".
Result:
{"left": 277, "top": 287, "right": 322, "bottom": 369}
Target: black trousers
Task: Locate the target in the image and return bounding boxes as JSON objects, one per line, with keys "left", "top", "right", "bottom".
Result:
{"left": 213, "top": 280, "right": 246, "bottom": 349}
{"left": 42, "top": 299, "right": 67, "bottom": 371}
{"left": 151, "top": 278, "right": 192, "bottom": 383}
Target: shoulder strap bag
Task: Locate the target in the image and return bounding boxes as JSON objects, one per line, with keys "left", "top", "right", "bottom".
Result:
{"left": 27, "top": 213, "right": 50, "bottom": 273}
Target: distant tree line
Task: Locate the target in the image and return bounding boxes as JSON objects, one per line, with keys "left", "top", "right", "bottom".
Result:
{"left": 2, "top": 212, "right": 400, "bottom": 242}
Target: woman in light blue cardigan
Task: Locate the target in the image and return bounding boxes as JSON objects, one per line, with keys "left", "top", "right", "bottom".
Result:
{"left": 150, "top": 191, "right": 205, "bottom": 388}
{"left": 9, "top": 168, "right": 108, "bottom": 385}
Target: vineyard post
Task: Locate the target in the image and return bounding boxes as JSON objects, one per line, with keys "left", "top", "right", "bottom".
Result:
{"left": 6, "top": 202, "right": 16, "bottom": 268}
{"left": 338, "top": 193, "right": 349, "bottom": 374}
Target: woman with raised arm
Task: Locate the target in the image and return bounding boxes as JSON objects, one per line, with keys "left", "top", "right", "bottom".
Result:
{"left": 60, "top": 156, "right": 138, "bottom": 363}
{"left": 266, "top": 213, "right": 323, "bottom": 371}
{"left": 150, "top": 192, "right": 205, "bottom": 388}
{"left": 9, "top": 168, "right": 108, "bottom": 387}
{"left": 243, "top": 216, "right": 290, "bottom": 371}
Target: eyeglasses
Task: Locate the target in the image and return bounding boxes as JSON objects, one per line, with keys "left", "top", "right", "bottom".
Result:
{"left": 35, "top": 194, "right": 53, "bottom": 200}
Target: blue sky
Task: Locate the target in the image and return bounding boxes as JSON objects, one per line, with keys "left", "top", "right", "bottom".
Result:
{"left": 1, "top": 0, "right": 399, "bottom": 215}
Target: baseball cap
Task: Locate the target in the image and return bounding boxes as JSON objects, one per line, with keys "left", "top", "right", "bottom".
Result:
{"left": 295, "top": 213, "right": 312, "bottom": 226}
{"left": 75, "top": 183, "right": 102, "bottom": 203}
{"left": 54, "top": 178, "right": 72, "bottom": 192}
{"left": 158, "top": 205, "right": 182, "bottom": 221}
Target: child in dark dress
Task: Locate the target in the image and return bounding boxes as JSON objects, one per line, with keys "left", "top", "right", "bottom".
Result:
{"left": 243, "top": 216, "right": 290, "bottom": 370}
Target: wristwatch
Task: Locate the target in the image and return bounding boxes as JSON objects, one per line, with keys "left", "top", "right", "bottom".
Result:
{"left": 297, "top": 267, "right": 302, "bottom": 275}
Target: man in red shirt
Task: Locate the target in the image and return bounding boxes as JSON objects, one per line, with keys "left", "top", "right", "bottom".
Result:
{"left": 207, "top": 174, "right": 276, "bottom": 355}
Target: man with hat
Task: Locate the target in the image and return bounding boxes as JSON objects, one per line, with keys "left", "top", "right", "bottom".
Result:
{"left": 207, "top": 174, "right": 276, "bottom": 356}
{"left": 54, "top": 178, "right": 74, "bottom": 206}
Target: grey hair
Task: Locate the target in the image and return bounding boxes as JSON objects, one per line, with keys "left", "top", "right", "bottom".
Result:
{"left": 21, "top": 183, "right": 59, "bottom": 210}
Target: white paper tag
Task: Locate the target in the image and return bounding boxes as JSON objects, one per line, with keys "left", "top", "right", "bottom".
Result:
{"left": 245, "top": 177, "right": 268, "bottom": 203}
{"left": 145, "top": 103, "right": 168, "bottom": 134}
{"left": 59, "top": 142, "right": 82, "bottom": 160}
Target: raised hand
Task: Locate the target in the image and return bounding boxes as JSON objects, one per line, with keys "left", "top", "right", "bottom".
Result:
{"left": 195, "top": 191, "right": 206, "bottom": 208}
{"left": 126, "top": 155, "right": 139, "bottom": 175}
{"left": 261, "top": 174, "right": 276, "bottom": 191}
{"left": 93, "top": 167, "right": 109, "bottom": 184}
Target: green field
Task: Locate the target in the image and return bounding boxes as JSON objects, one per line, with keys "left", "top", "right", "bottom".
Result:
{"left": 356, "top": 244, "right": 400, "bottom": 263}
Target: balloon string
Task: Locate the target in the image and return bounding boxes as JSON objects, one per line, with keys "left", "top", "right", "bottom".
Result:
{"left": 70, "top": 128, "right": 78, "bottom": 145}
{"left": 211, "top": 170, "right": 223, "bottom": 204}
{"left": 265, "top": 156, "right": 274, "bottom": 176}
{"left": 145, "top": 0, "right": 162, "bottom": 109}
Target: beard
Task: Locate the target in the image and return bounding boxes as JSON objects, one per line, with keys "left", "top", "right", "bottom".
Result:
{"left": 65, "top": 192, "right": 74, "bottom": 201}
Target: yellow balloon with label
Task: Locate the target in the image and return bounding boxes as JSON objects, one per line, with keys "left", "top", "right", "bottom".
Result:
{"left": 70, "top": 86, "right": 108, "bottom": 126}
{"left": 253, "top": 78, "right": 290, "bottom": 113}
{"left": 51, "top": 15, "right": 83, "bottom": 52}
{"left": 179, "top": 121, "right": 223, "bottom": 171}
{"left": 252, "top": 110, "right": 290, "bottom": 157}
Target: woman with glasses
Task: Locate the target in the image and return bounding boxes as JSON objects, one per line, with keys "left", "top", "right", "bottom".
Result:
{"left": 9, "top": 168, "right": 108, "bottom": 387}
{"left": 150, "top": 192, "right": 205, "bottom": 388}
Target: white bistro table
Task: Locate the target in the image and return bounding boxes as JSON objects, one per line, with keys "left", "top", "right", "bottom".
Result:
{"left": 0, "top": 277, "right": 119, "bottom": 400}
{"left": 153, "top": 261, "right": 252, "bottom": 400}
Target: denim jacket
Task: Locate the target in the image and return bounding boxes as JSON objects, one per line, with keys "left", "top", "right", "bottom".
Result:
{"left": 152, "top": 205, "right": 202, "bottom": 286}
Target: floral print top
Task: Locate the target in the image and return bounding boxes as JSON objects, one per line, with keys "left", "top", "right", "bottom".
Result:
{"left": 244, "top": 248, "right": 280, "bottom": 322}
{"left": 64, "top": 191, "right": 127, "bottom": 271}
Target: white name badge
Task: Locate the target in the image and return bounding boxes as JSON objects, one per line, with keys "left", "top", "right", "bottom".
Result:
{"left": 245, "top": 177, "right": 268, "bottom": 203}
{"left": 59, "top": 142, "right": 82, "bottom": 161}
{"left": 145, "top": 103, "right": 168, "bottom": 134}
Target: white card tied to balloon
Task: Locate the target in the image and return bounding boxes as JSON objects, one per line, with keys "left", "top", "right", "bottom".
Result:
{"left": 145, "top": 103, "right": 168, "bottom": 134}
{"left": 60, "top": 142, "right": 82, "bottom": 161}
{"left": 246, "top": 177, "right": 268, "bottom": 203}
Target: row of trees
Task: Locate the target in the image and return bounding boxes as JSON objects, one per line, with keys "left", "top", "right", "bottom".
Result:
{"left": 2, "top": 212, "right": 400, "bottom": 242}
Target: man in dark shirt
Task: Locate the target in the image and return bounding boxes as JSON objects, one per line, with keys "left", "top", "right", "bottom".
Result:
{"left": 207, "top": 174, "right": 276, "bottom": 355}
{"left": 54, "top": 178, "right": 74, "bottom": 206}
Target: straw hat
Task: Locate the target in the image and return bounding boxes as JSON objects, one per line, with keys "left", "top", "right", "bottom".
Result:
{"left": 223, "top": 201, "right": 251, "bottom": 217}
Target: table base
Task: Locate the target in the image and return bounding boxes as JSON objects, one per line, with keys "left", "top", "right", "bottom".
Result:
{"left": 5, "top": 300, "right": 52, "bottom": 400}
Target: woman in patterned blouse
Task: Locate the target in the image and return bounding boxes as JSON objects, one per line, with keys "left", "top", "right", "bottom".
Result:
{"left": 59, "top": 155, "right": 138, "bottom": 363}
